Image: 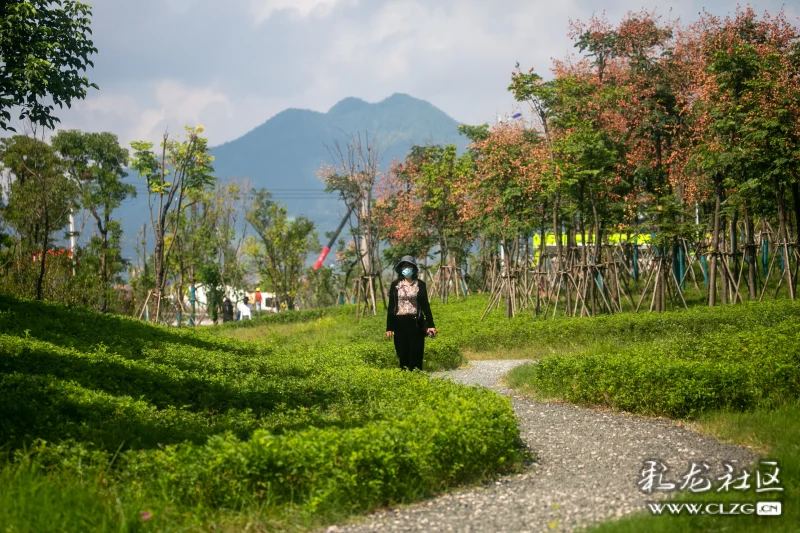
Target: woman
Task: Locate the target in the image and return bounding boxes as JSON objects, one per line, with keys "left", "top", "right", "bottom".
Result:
{"left": 385, "top": 255, "right": 437, "bottom": 371}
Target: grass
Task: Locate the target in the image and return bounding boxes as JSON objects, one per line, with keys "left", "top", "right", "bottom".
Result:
{"left": 0, "top": 463, "right": 147, "bottom": 533}
{"left": 505, "top": 302, "right": 800, "bottom": 418}
{"left": 224, "top": 295, "right": 799, "bottom": 533}
{"left": 463, "top": 344, "right": 565, "bottom": 361}
{"left": 222, "top": 314, "right": 348, "bottom": 344}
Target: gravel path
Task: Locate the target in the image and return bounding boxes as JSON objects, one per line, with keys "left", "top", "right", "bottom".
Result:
{"left": 323, "top": 360, "right": 757, "bottom": 533}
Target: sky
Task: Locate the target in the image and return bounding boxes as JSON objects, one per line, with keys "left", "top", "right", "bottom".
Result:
{"left": 13, "top": 0, "right": 799, "bottom": 148}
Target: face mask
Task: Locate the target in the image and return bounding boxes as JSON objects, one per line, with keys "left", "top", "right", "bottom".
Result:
{"left": 401, "top": 267, "right": 414, "bottom": 278}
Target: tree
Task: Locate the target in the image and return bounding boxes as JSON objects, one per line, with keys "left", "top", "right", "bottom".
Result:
{"left": 508, "top": 65, "right": 563, "bottom": 259}
{"left": 465, "top": 121, "right": 549, "bottom": 316}
{"left": 246, "top": 189, "right": 318, "bottom": 310}
{"left": 317, "top": 132, "right": 384, "bottom": 317}
{"left": 680, "top": 7, "right": 800, "bottom": 303}
{"left": 0, "top": 1, "right": 98, "bottom": 131}
{"left": 51, "top": 130, "right": 134, "bottom": 312}
{"left": 301, "top": 263, "right": 342, "bottom": 308}
{"left": 375, "top": 145, "right": 476, "bottom": 302}
{"left": 0, "top": 134, "right": 78, "bottom": 299}
{"left": 170, "top": 180, "right": 250, "bottom": 323}
{"left": 129, "top": 126, "right": 215, "bottom": 322}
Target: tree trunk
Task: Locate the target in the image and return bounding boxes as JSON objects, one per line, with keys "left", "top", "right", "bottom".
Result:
{"left": 720, "top": 215, "right": 728, "bottom": 305}
{"left": 745, "top": 210, "right": 756, "bottom": 300}
{"left": 791, "top": 181, "right": 800, "bottom": 245}
{"left": 37, "top": 220, "right": 48, "bottom": 301}
{"left": 553, "top": 201, "right": 561, "bottom": 257}
{"left": 730, "top": 210, "right": 738, "bottom": 299}
{"left": 153, "top": 234, "right": 165, "bottom": 322}
{"left": 590, "top": 190, "right": 602, "bottom": 315}
{"left": 100, "top": 216, "right": 109, "bottom": 312}
{"left": 177, "top": 237, "right": 185, "bottom": 325}
{"left": 565, "top": 222, "right": 574, "bottom": 315}
{"left": 776, "top": 178, "right": 795, "bottom": 300}
{"left": 709, "top": 176, "right": 722, "bottom": 307}
{"left": 537, "top": 203, "right": 547, "bottom": 315}
{"left": 791, "top": 181, "right": 800, "bottom": 296}
{"left": 503, "top": 236, "right": 513, "bottom": 318}
{"left": 440, "top": 229, "right": 449, "bottom": 304}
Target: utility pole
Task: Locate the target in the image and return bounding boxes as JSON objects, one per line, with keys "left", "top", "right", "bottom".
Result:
{"left": 141, "top": 223, "right": 148, "bottom": 322}
{"left": 141, "top": 223, "right": 147, "bottom": 275}
{"left": 69, "top": 210, "right": 76, "bottom": 275}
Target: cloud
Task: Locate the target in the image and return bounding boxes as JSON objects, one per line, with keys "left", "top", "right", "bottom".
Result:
{"left": 153, "top": 81, "right": 232, "bottom": 129}
{"left": 7, "top": 0, "right": 792, "bottom": 149}
{"left": 317, "top": 0, "right": 586, "bottom": 125}
{"left": 248, "top": 0, "right": 356, "bottom": 24}
{"left": 54, "top": 80, "right": 234, "bottom": 147}
{"left": 162, "top": 0, "right": 204, "bottom": 14}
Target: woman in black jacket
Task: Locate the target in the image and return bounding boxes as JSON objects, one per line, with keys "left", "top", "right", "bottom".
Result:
{"left": 385, "top": 255, "right": 437, "bottom": 371}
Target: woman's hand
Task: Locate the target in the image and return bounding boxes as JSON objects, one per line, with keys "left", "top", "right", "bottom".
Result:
{"left": 427, "top": 328, "right": 437, "bottom": 336}
{"left": 386, "top": 330, "right": 394, "bottom": 338}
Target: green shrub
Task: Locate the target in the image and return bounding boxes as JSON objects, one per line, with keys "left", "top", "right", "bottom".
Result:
{"left": 507, "top": 314, "right": 800, "bottom": 418}
{"left": 211, "top": 305, "right": 353, "bottom": 330}
{"left": 0, "top": 295, "right": 523, "bottom": 530}
{"left": 345, "top": 339, "right": 465, "bottom": 371}
{"left": 335, "top": 295, "right": 800, "bottom": 356}
{"left": 112, "top": 376, "right": 519, "bottom": 513}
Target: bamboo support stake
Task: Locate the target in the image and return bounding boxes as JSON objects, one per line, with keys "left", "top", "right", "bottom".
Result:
{"left": 137, "top": 290, "right": 153, "bottom": 321}
{"left": 649, "top": 263, "right": 661, "bottom": 313}
{"left": 594, "top": 273, "right": 614, "bottom": 314}
{"left": 759, "top": 247, "right": 779, "bottom": 301}
{"left": 672, "top": 268, "right": 689, "bottom": 309}
{"left": 635, "top": 261, "right": 657, "bottom": 313}
{"left": 551, "top": 273, "right": 563, "bottom": 318}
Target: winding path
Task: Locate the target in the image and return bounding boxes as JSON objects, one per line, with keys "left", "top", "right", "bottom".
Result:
{"left": 323, "top": 360, "right": 758, "bottom": 533}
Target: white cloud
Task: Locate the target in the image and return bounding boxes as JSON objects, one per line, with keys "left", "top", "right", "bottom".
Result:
{"left": 318, "top": 0, "right": 585, "bottom": 124}
{"left": 20, "top": 0, "right": 795, "bottom": 149}
{"left": 248, "top": 0, "right": 356, "bottom": 24}
{"left": 153, "top": 80, "right": 232, "bottom": 128}
{"left": 55, "top": 81, "right": 234, "bottom": 147}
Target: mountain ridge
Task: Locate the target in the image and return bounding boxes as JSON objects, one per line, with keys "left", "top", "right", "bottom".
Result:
{"left": 116, "top": 93, "right": 470, "bottom": 262}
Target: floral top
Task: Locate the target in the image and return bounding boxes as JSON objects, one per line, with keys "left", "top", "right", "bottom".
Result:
{"left": 396, "top": 280, "right": 419, "bottom": 315}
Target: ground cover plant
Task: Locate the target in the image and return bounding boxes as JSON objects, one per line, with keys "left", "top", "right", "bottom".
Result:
{"left": 0, "top": 295, "right": 524, "bottom": 531}
{"left": 504, "top": 300, "right": 800, "bottom": 418}
{"left": 221, "top": 292, "right": 800, "bottom": 362}
{"left": 500, "top": 299, "right": 799, "bottom": 531}
{"left": 213, "top": 302, "right": 464, "bottom": 371}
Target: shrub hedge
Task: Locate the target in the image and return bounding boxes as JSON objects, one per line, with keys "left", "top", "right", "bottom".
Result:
{"left": 506, "top": 304, "right": 800, "bottom": 418}
{"left": 317, "top": 295, "right": 800, "bottom": 357}
{"left": 434, "top": 297, "right": 800, "bottom": 352}
{"left": 211, "top": 304, "right": 353, "bottom": 330}
{"left": 0, "top": 295, "right": 521, "bottom": 528}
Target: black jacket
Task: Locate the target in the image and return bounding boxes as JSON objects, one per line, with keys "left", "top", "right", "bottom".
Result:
{"left": 386, "top": 278, "right": 435, "bottom": 332}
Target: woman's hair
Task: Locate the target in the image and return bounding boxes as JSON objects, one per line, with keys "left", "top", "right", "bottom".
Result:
{"left": 395, "top": 262, "right": 419, "bottom": 281}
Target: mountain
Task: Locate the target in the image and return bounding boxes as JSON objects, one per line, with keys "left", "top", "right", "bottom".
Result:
{"left": 210, "top": 92, "right": 468, "bottom": 212}
{"left": 116, "top": 93, "right": 469, "bottom": 264}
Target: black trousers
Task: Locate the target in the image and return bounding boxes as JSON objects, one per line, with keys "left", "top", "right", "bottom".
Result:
{"left": 393, "top": 314, "right": 425, "bottom": 371}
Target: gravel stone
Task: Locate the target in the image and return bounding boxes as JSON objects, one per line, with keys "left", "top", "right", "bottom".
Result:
{"left": 322, "top": 360, "right": 757, "bottom": 533}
